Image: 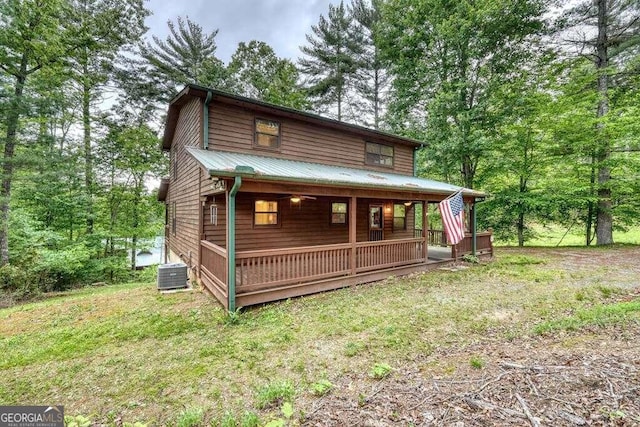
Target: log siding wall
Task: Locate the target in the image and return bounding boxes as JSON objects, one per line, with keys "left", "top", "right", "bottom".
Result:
{"left": 166, "top": 97, "right": 203, "bottom": 270}
{"left": 208, "top": 102, "right": 415, "bottom": 175}
{"left": 202, "top": 193, "right": 417, "bottom": 252}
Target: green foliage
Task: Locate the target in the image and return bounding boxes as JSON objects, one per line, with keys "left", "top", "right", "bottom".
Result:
{"left": 469, "top": 356, "right": 485, "bottom": 369}
{"left": 461, "top": 254, "right": 479, "bottom": 264}
{"left": 0, "top": 264, "right": 37, "bottom": 300}
{"left": 175, "top": 406, "right": 205, "bottom": 427}
{"left": 64, "top": 414, "right": 92, "bottom": 427}
{"left": 139, "top": 16, "right": 229, "bottom": 102}
{"left": 224, "top": 307, "right": 244, "bottom": 325}
{"left": 534, "top": 300, "right": 640, "bottom": 335}
{"left": 310, "top": 379, "right": 334, "bottom": 396}
{"left": 228, "top": 40, "right": 309, "bottom": 110}
{"left": 344, "top": 341, "right": 364, "bottom": 357}
{"left": 255, "top": 381, "right": 295, "bottom": 409}
{"left": 380, "top": 0, "right": 548, "bottom": 188}
{"left": 369, "top": 362, "right": 392, "bottom": 379}
{"left": 299, "top": 1, "right": 362, "bottom": 121}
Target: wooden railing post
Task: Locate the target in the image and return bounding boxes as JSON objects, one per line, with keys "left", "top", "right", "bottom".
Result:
{"left": 423, "top": 201, "right": 428, "bottom": 261}
{"left": 349, "top": 196, "right": 357, "bottom": 276}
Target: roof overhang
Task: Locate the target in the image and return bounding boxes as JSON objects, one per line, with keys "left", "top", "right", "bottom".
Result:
{"left": 187, "top": 147, "right": 485, "bottom": 199}
{"left": 161, "top": 84, "right": 426, "bottom": 152}
{"left": 157, "top": 178, "right": 169, "bottom": 201}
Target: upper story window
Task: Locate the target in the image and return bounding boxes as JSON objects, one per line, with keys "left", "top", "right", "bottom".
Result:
{"left": 254, "top": 119, "right": 281, "bottom": 149}
{"left": 366, "top": 142, "right": 394, "bottom": 167}
{"left": 254, "top": 200, "right": 279, "bottom": 226}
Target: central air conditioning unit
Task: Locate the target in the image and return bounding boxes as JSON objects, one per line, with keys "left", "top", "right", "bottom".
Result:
{"left": 157, "top": 263, "right": 188, "bottom": 290}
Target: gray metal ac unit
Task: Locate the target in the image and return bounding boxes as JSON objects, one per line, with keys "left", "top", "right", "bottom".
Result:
{"left": 157, "top": 263, "right": 188, "bottom": 290}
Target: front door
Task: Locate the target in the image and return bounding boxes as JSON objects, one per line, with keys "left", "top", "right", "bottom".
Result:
{"left": 369, "top": 204, "right": 383, "bottom": 241}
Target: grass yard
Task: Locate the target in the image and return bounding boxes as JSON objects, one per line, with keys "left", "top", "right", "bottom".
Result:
{"left": 496, "top": 223, "right": 640, "bottom": 247}
{"left": 1, "top": 246, "right": 639, "bottom": 426}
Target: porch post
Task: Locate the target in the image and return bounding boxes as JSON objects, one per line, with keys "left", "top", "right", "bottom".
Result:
{"left": 227, "top": 176, "right": 242, "bottom": 312}
{"left": 349, "top": 196, "right": 357, "bottom": 276}
{"left": 471, "top": 201, "right": 477, "bottom": 256}
{"left": 422, "top": 200, "right": 428, "bottom": 262}
{"left": 198, "top": 169, "right": 203, "bottom": 279}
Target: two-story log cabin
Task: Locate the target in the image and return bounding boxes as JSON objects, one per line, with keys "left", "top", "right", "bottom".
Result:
{"left": 158, "top": 84, "right": 493, "bottom": 311}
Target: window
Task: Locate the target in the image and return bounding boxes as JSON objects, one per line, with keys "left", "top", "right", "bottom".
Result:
{"left": 254, "top": 119, "right": 281, "bottom": 149}
{"left": 366, "top": 142, "right": 394, "bottom": 167}
{"left": 172, "top": 148, "right": 178, "bottom": 180}
{"left": 393, "top": 204, "right": 406, "bottom": 230}
{"left": 210, "top": 204, "right": 218, "bottom": 225}
{"left": 331, "top": 202, "right": 347, "bottom": 224}
{"left": 171, "top": 201, "right": 177, "bottom": 235}
{"left": 254, "top": 200, "right": 279, "bottom": 226}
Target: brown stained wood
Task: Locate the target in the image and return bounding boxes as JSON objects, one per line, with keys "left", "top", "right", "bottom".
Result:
{"left": 200, "top": 266, "right": 228, "bottom": 308}
{"left": 237, "top": 180, "right": 443, "bottom": 203}
{"left": 234, "top": 239, "right": 425, "bottom": 291}
{"left": 163, "top": 87, "right": 493, "bottom": 310}
{"left": 208, "top": 102, "right": 415, "bottom": 175}
{"left": 455, "top": 232, "right": 494, "bottom": 257}
{"left": 201, "top": 240, "right": 227, "bottom": 256}
{"left": 237, "top": 242, "right": 352, "bottom": 258}
{"left": 166, "top": 97, "right": 203, "bottom": 269}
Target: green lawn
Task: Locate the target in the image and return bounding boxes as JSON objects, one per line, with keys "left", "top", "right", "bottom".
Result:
{"left": 1, "top": 247, "right": 639, "bottom": 426}
{"left": 496, "top": 223, "right": 640, "bottom": 247}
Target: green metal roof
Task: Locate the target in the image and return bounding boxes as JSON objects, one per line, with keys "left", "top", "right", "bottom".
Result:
{"left": 187, "top": 148, "right": 485, "bottom": 198}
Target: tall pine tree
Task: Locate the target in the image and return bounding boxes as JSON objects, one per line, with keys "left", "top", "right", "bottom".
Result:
{"left": 349, "top": 0, "right": 390, "bottom": 129}
{"left": 559, "top": 0, "right": 640, "bottom": 245}
{"left": 299, "top": 1, "right": 361, "bottom": 122}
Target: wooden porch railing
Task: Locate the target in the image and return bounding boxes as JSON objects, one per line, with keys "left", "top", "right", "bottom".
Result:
{"left": 356, "top": 238, "right": 424, "bottom": 273}
{"left": 234, "top": 238, "right": 427, "bottom": 292}
{"left": 414, "top": 229, "right": 448, "bottom": 247}
{"left": 200, "top": 241, "right": 228, "bottom": 298}
{"left": 452, "top": 231, "right": 494, "bottom": 258}
{"left": 236, "top": 243, "right": 352, "bottom": 292}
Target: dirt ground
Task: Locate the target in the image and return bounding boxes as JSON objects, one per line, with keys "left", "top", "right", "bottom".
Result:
{"left": 301, "top": 247, "right": 640, "bottom": 426}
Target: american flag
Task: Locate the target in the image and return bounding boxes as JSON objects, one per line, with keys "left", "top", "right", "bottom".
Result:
{"left": 438, "top": 191, "right": 465, "bottom": 245}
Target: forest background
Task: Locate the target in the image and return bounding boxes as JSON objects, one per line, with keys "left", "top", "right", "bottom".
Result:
{"left": 1, "top": 0, "right": 638, "bottom": 301}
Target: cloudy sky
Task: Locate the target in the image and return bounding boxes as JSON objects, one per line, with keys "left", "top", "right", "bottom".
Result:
{"left": 145, "top": 0, "right": 336, "bottom": 63}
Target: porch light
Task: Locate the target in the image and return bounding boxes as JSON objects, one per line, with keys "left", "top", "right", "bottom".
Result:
{"left": 290, "top": 196, "right": 301, "bottom": 203}
{"left": 404, "top": 201, "right": 413, "bottom": 207}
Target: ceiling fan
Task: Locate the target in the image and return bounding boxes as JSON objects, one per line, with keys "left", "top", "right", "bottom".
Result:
{"left": 286, "top": 195, "right": 316, "bottom": 203}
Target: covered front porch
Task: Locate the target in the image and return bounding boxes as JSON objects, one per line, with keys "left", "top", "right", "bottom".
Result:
{"left": 188, "top": 148, "right": 492, "bottom": 310}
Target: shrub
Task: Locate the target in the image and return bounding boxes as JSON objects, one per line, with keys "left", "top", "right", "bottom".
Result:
{"left": 175, "top": 407, "right": 204, "bottom": 427}
{"left": 0, "top": 264, "right": 38, "bottom": 300}
{"left": 369, "top": 363, "right": 392, "bottom": 379}
{"left": 256, "top": 381, "right": 295, "bottom": 409}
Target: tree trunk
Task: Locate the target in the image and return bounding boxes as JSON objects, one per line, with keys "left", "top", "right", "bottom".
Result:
{"left": 82, "top": 54, "right": 94, "bottom": 235}
{"left": 518, "top": 175, "right": 527, "bottom": 247}
{"left": 373, "top": 65, "right": 380, "bottom": 130}
{"left": 130, "top": 177, "right": 142, "bottom": 271}
{"left": 0, "top": 56, "right": 28, "bottom": 266}
{"left": 595, "top": 0, "right": 613, "bottom": 245}
{"left": 517, "top": 211, "right": 525, "bottom": 247}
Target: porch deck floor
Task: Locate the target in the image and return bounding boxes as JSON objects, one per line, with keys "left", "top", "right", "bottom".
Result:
{"left": 427, "top": 246, "right": 453, "bottom": 261}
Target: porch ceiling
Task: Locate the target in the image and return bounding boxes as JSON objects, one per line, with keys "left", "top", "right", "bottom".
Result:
{"left": 187, "top": 147, "right": 485, "bottom": 198}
